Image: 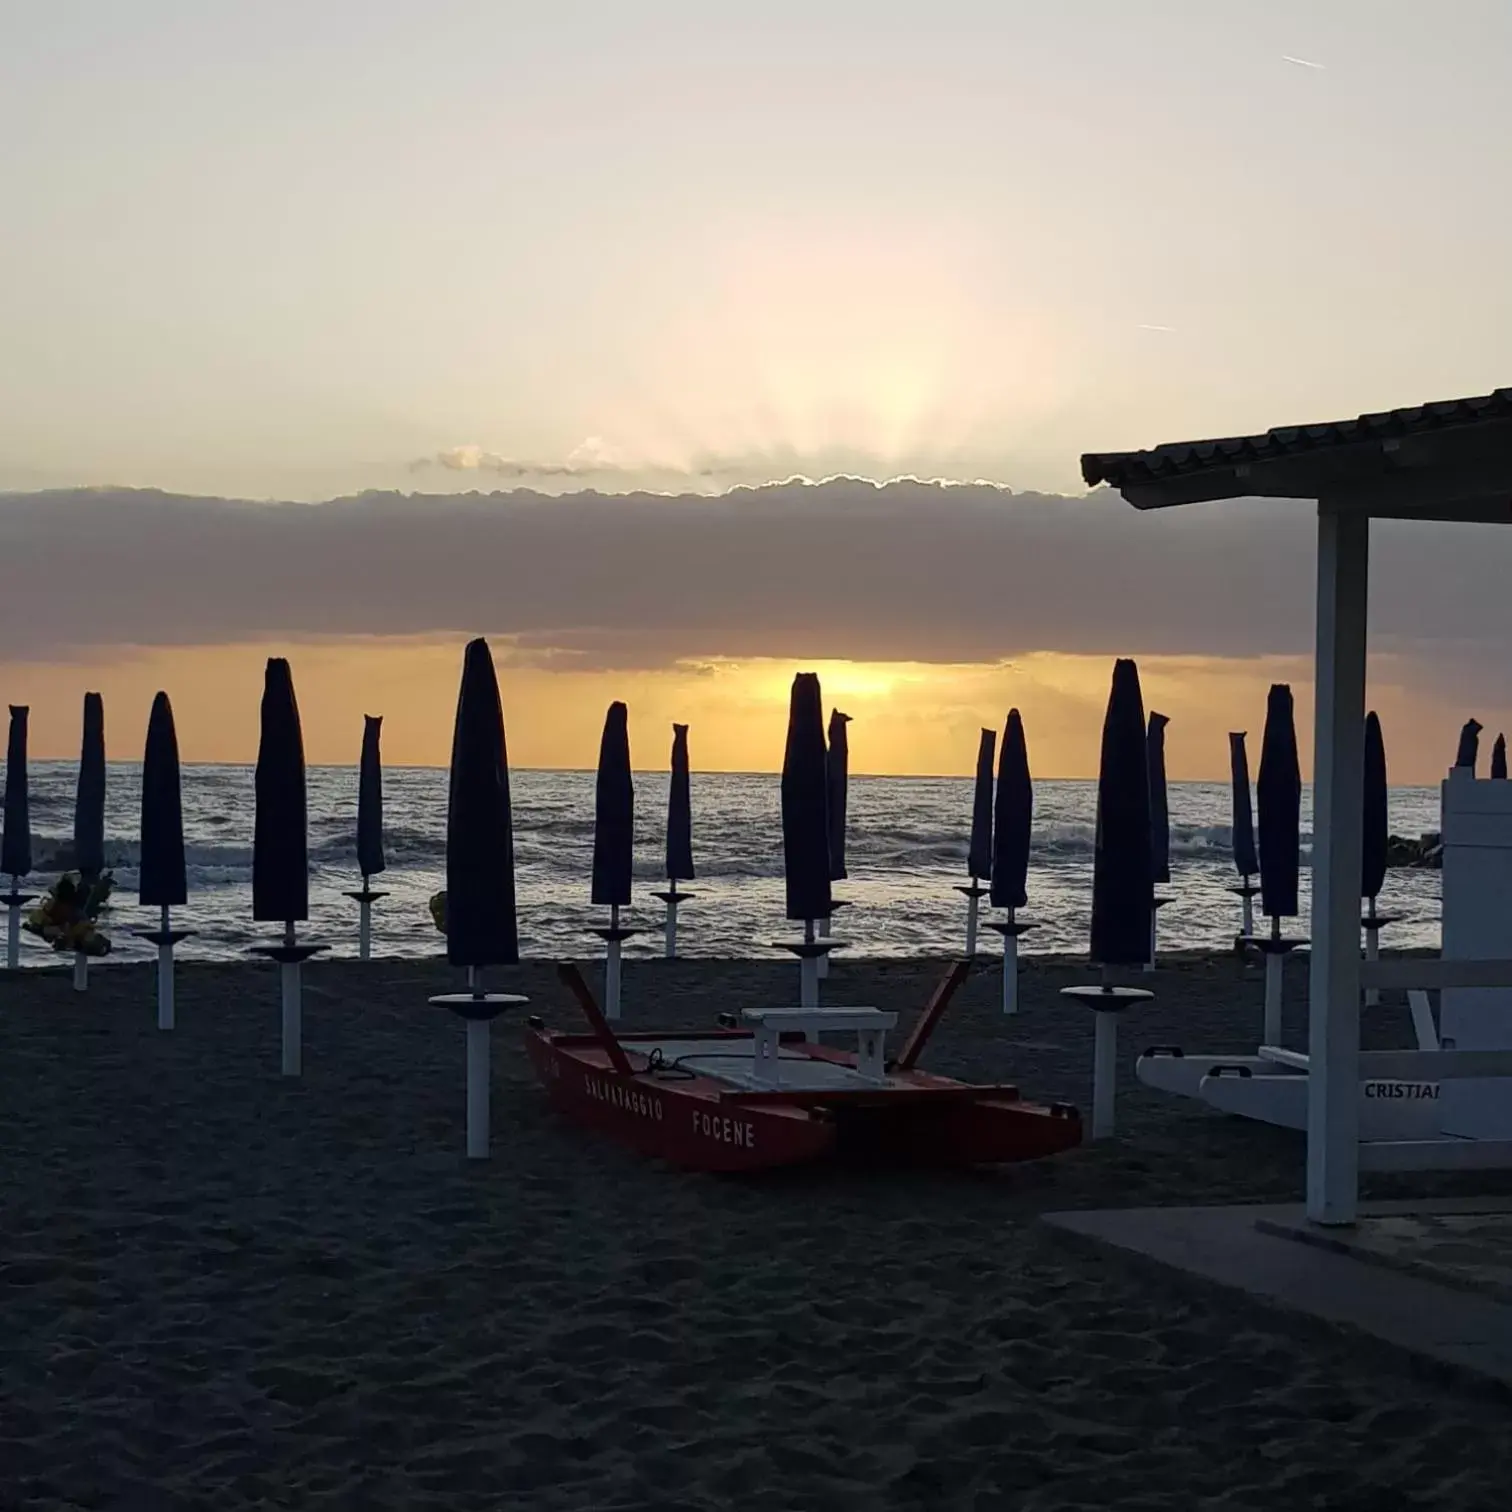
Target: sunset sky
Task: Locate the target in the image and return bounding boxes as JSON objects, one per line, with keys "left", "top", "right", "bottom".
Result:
{"left": 4, "top": 2, "right": 1512, "bottom": 778}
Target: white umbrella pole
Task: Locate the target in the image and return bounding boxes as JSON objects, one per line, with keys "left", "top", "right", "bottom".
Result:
{"left": 817, "top": 911, "right": 831, "bottom": 978}
{"left": 157, "top": 903, "right": 175, "bottom": 1030}
{"left": 466, "top": 1018, "right": 491, "bottom": 1159}
{"left": 1092, "top": 1010, "right": 1118, "bottom": 1139}
{"left": 1241, "top": 884, "right": 1255, "bottom": 939}
{"left": 1146, "top": 905, "right": 1158, "bottom": 971}
{"left": 1363, "top": 898, "right": 1380, "bottom": 1008}
{"left": 800, "top": 918, "right": 819, "bottom": 1008}
{"left": 664, "top": 879, "right": 678, "bottom": 959}
{"left": 358, "top": 896, "right": 372, "bottom": 962}
{"left": 965, "top": 883, "right": 980, "bottom": 957}
{"left": 605, "top": 904, "right": 623, "bottom": 1021}
{"left": 73, "top": 951, "right": 88, "bottom": 992}
{"left": 281, "top": 923, "right": 301, "bottom": 1076}
{"left": 6, "top": 893, "right": 20, "bottom": 970}
{"left": 1263, "top": 951, "right": 1283, "bottom": 1045}
{"left": 1002, "top": 925, "right": 1020, "bottom": 1017}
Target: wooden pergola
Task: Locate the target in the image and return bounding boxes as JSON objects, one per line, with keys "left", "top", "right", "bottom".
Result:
{"left": 1082, "top": 387, "right": 1512, "bottom": 1225}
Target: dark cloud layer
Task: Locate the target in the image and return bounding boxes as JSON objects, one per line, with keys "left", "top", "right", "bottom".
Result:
{"left": 3, "top": 479, "right": 1512, "bottom": 674}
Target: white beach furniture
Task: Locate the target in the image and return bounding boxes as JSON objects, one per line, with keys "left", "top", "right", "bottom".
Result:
{"left": 1192, "top": 766, "right": 1512, "bottom": 1164}
{"left": 743, "top": 1006, "right": 897, "bottom": 1086}
{"left": 1140, "top": 765, "right": 1512, "bottom": 1157}
{"left": 1134, "top": 923, "right": 1307, "bottom": 1102}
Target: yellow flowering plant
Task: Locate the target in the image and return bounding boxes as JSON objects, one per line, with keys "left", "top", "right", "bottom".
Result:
{"left": 24, "top": 871, "right": 115, "bottom": 956}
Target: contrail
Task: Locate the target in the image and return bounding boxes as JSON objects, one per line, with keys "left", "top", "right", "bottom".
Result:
{"left": 1282, "top": 54, "right": 1326, "bottom": 70}
{"left": 1137, "top": 323, "right": 1176, "bottom": 333}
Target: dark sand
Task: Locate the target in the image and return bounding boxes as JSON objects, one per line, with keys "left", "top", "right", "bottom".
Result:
{"left": 5, "top": 949, "right": 1512, "bottom": 1510}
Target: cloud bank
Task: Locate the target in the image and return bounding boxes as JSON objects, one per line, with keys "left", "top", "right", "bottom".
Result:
{"left": 3, "top": 480, "right": 1511, "bottom": 686}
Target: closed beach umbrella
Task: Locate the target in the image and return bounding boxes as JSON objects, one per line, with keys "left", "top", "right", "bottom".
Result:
{"left": 74, "top": 692, "right": 106, "bottom": 881}
{"left": 665, "top": 723, "right": 694, "bottom": 882}
{"left": 781, "top": 673, "right": 832, "bottom": 923}
{"left": 1455, "top": 719, "right": 1483, "bottom": 772}
{"left": 2, "top": 705, "right": 31, "bottom": 879}
{"left": 357, "top": 714, "right": 386, "bottom": 882}
{"left": 1361, "top": 712, "right": 1388, "bottom": 904}
{"left": 967, "top": 728, "right": 996, "bottom": 879}
{"left": 1256, "top": 684, "right": 1301, "bottom": 921}
{"left": 253, "top": 658, "right": 309, "bottom": 924}
{"left": 1090, "top": 659, "right": 1153, "bottom": 966}
{"left": 446, "top": 638, "right": 518, "bottom": 966}
{"left": 827, "top": 709, "right": 851, "bottom": 882}
{"left": 1493, "top": 735, "right": 1508, "bottom": 781}
{"left": 592, "top": 702, "right": 633, "bottom": 908}
{"left": 139, "top": 692, "right": 187, "bottom": 907}
{"left": 1228, "top": 732, "right": 1259, "bottom": 878}
{"left": 990, "top": 709, "right": 1032, "bottom": 911}
{"left": 1147, "top": 711, "right": 1170, "bottom": 887}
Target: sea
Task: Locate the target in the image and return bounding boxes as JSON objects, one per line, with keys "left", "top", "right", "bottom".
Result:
{"left": 2, "top": 763, "right": 1445, "bottom": 968}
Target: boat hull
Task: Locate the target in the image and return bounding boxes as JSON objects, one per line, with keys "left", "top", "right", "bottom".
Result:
{"left": 525, "top": 1027, "right": 1082, "bottom": 1173}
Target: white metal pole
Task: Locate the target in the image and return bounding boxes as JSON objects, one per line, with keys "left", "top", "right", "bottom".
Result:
{"left": 1001, "top": 932, "right": 1019, "bottom": 1016}
{"left": 965, "top": 886, "right": 980, "bottom": 957}
{"left": 800, "top": 917, "right": 818, "bottom": 1008}
{"left": 664, "top": 879, "right": 678, "bottom": 959}
{"left": 1363, "top": 900, "right": 1380, "bottom": 1009}
{"left": 1242, "top": 888, "right": 1254, "bottom": 938}
{"left": 605, "top": 903, "right": 622, "bottom": 1021}
{"left": 6, "top": 901, "right": 19, "bottom": 969}
{"left": 358, "top": 898, "right": 372, "bottom": 962}
{"left": 1306, "top": 504, "right": 1369, "bottom": 1226}
{"left": 281, "top": 964, "right": 301, "bottom": 1075}
{"left": 73, "top": 951, "right": 88, "bottom": 991}
{"left": 1146, "top": 906, "right": 1158, "bottom": 972}
{"left": 800, "top": 954, "right": 818, "bottom": 1008}
{"left": 281, "top": 926, "right": 302, "bottom": 1076}
{"left": 157, "top": 904, "right": 174, "bottom": 1031}
{"left": 466, "top": 1018, "right": 490, "bottom": 1158}
{"left": 1092, "top": 1011, "right": 1118, "bottom": 1139}
{"left": 1263, "top": 952, "right": 1283, "bottom": 1044}
{"left": 817, "top": 911, "right": 831, "bottom": 978}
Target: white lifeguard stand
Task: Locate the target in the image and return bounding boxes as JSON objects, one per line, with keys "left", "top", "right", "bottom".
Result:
{"left": 1437, "top": 767, "right": 1512, "bottom": 1140}
{"left": 1084, "top": 384, "right": 1512, "bottom": 1224}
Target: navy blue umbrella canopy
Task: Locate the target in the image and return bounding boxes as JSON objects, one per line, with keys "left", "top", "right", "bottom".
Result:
{"left": 445, "top": 638, "right": 518, "bottom": 966}
{"left": 1361, "top": 711, "right": 1388, "bottom": 904}
{"left": 1090, "top": 659, "right": 1154, "bottom": 966}
{"left": 1494, "top": 735, "right": 1508, "bottom": 781}
{"left": 2, "top": 705, "right": 32, "bottom": 880}
{"left": 1228, "top": 732, "right": 1259, "bottom": 878}
{"left": 139, "top": 692, "right": 187, "bottom": 907}
{"left": 1256, "top": 684, "right": 1301, "bottom": 921}
{"left": 827, "top": 709, "right": 851, "bottom": 882}
{"left": 1147, "top": 711, "right": 1171, "bottom": 887}
{"left": 1455, "top": 719, "right": 1483, "bottom": 772}
{"left": 967, "top": 728, "right": 996, "bottom": 880}
{"left": 781, "top": 673, "right": 832, "bottom": 923}
{"left": 666, "top": 723, "right": 694, "bottom": 882}
{"left": 591, "top": 701, "right": 634, "bottom": 908}
{"left": 253, "top": 658, "right": 310, "bottom": 924}
{"left": 990, "top": 709, "right": 1032, "bottom": 911}
{"left": 74, "top": 692, "right": 106, "bottom": 881}
{"left": 357, "top": 714, "right": 386, "bottom": 881}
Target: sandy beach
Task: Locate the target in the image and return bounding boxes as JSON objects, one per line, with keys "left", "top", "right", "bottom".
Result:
{"left": 6, "top": 949, "right": 1512, "bottom": 1510}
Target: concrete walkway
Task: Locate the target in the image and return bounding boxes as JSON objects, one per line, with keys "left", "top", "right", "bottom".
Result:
{"left": 1044, "top": 1197, "right": 1512, "bottom": 1392}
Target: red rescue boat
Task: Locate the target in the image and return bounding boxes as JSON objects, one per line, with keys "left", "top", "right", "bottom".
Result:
{"left": 524, "top": 961, "right": 1082, "bottom": 1173}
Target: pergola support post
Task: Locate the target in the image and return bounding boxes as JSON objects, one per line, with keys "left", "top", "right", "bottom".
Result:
{"left": 1306, "top": 503, "right": 1370, "bottom": 1225}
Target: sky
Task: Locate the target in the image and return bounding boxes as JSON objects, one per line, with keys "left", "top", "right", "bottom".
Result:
{"left": 4, "top": 2, "right": 1512, "bottom": 776}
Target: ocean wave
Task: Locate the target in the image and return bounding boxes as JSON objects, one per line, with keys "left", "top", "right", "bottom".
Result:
{"left": 19, "top": 818, "right": 1318, "bottom": 886}
{"left": 31, "top": 835, "right": 254, "bottom": 874}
